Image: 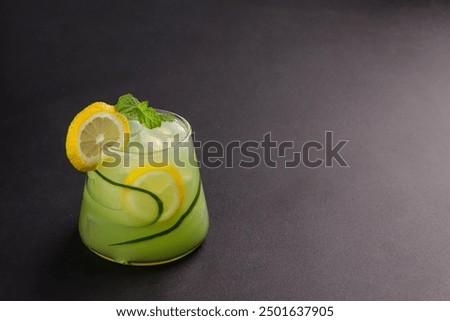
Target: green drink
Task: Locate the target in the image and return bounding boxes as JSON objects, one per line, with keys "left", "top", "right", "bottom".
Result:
{"left": 75, "top": 109, "right": 209, "bottom": 265}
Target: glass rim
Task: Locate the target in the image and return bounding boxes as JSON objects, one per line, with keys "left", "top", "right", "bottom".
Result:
{"left": 107, "top": 108, "right": 193, "bottom": 155}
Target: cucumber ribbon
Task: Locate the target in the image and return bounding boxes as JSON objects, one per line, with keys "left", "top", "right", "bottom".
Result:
{"left": 93, "top": 170, "right": 201, "bottom": 246}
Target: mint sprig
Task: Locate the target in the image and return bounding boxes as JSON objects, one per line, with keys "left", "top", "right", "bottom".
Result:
{"left": 115, "top": 93, "right": 175, "bottom": 129}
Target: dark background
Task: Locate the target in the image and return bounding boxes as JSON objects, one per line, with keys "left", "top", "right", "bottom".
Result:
{"left": 2, "top": 0, "right": 450, "bottom": 300}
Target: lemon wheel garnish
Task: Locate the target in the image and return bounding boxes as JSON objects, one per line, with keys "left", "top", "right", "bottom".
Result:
{"left": 121, "top": 164, "right": 185, "bottom": 227}
{"left": 65, "top": 102, "right": 130, "bottom": 172}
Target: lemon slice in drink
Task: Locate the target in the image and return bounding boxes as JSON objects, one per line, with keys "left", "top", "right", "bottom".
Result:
{"left": 121, "top": 164, "right": 185, "bottom": 227}
{"left": 65, "top": 102, "right": 130, "bottom": 172}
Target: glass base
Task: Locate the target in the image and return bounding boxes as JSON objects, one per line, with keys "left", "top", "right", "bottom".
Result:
{"left": 86, "top": 242, "right": 204, "bottom": 266}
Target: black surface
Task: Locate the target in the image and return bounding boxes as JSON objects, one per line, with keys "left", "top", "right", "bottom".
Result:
{"left": 3, "top": 0, "right": 450, "bottom": 300}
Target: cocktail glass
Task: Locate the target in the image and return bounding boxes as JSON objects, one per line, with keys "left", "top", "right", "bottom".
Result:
{"left": 78, "top": 111, "right": 209, "bottom": 265}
